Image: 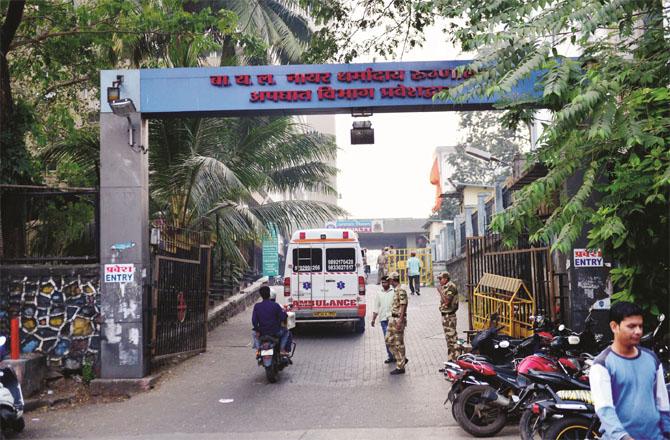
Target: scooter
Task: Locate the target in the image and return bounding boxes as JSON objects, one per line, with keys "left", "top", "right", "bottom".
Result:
{"left": 256, "top": 334, "right": 295, "bottom": 383}
{"left": 0, "top": 336, "right": 25, "bottom": 440}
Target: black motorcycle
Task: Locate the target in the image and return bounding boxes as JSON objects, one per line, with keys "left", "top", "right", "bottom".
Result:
{"left": 256, "top": 334, "right": 295, "bottom": 383}
{"left": 532, "top": 388, "right": 599, "bottom": 440}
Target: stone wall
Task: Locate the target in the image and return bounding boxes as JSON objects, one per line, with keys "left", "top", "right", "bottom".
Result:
{"left": 0, "top": 265, "right": 100, "bottom": 371}
{"left": 445, "top": 254, "right": 468, "bottom": 298}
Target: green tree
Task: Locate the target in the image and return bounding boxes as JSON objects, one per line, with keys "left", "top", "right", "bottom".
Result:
{"left": 0, "top": 0, "right": 238, "bottom": 258}
{"left": 149, "top": 116, "right": 344, "bottom": 265}
{"left": 449, "top": 111, "right": 527, "bottom": 185}
{"left": 308, "top": 0, "right": 670, "bottom": 313}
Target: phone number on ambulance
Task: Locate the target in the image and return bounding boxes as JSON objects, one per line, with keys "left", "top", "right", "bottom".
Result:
{"left": 294, "top": 265, "right": 321, "bottom": 272}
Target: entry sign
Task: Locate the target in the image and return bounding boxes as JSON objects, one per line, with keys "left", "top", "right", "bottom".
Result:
{"left": 104, "top": 264, "right": 135, "bottom": 283}
{"left": 262, "top": 227, "right": 279, "bottom": 277}
{"left": 573, "top": 249, "right": 603, "bottom": 267}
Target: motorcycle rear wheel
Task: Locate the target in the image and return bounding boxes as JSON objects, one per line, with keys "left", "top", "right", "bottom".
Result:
{"left": 453, "top": 385, "right": 507, "bottom": 437}
{"left": 265, "top": 365, "right": 278, "bottom": 383}
{"left": 542, "top": 416, "right": 597, "bottom": 440}
{"left": 519, "top": 392, "right": 551, "bottom": 440}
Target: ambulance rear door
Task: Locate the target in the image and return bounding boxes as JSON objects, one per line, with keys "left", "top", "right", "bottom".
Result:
{"left": 291, "top": 244, "right": 324, "bottom": 311}
{"left": 323, "top": 243, "right": 359, "bottom": 315}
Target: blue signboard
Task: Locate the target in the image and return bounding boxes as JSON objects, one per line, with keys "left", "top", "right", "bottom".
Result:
{"left": 101, "top": 60, "right": 541, "bottom": 116}
{"left": 326, "top": 219, "right": 383, "bottom": 233}
{"left": 262, "top": 227, "right": 279, "bottom": 277}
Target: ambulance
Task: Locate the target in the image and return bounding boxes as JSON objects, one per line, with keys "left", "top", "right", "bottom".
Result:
{"left": 279, "top": 228, "right": 366, "bottom": 333}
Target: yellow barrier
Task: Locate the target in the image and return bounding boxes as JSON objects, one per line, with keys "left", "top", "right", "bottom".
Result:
{"left": 471, "top": 273, "right": 535, "bottom": 338}
{"left": 386, "top": 248, "right": 433, "bottom": 286}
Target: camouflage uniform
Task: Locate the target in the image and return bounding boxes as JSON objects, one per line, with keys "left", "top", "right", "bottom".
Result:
{"left": 439, "top": 280, "right": 460, "bottom": 361}
{"left": 377, "top": 253, "right": 388, "bottom": 284}
{"left": 385, "top": 285, "right": 408, "bottom": 369}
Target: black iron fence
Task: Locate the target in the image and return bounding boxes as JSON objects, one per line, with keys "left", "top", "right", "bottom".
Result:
{"left": 466, "top": 234, "right": 560, "bottom": 323}
{"left": 0, "top": 185, "right": 99, "bottom": 264}
{"left": 150, "top": 225, "right": 211, "bottom": 365}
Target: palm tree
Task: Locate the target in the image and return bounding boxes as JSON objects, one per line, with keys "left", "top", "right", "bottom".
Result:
{"left": 149, "top": 115, "right": 344, "bottom": 265}
{"left": 186, "top": 0, "right": 312, "bottom": 65}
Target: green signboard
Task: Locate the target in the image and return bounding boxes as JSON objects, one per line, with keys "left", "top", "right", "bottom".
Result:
{"left": 262, "top": 227, "right": 279, "bottom": 277}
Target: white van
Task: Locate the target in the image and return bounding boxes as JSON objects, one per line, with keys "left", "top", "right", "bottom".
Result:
{"left": 279, "top": 228, "right": 367, "bottom": 333}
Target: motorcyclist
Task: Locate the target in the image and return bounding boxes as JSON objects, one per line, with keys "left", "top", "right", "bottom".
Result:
{"left": 269, "top": 290, "right": 293, "bottom": 355}
{"left": 252, "top": 286, "right": 290, "bottom": 355}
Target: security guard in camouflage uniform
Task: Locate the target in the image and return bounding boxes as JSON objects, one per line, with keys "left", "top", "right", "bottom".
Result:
{"left": 385, "top": 271, "right": 409, "bottom": 375}
{"left": 438, "top": 271, "right": 461, "bottom": 361}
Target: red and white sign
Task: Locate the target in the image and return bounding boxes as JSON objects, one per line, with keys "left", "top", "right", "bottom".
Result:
{"left": 292, "top": 299, "right": 357, "bottom": 309}
{"left": 573, "top": 249, "right": 603, "bottom": 267}
{"left": 177, "top": 292, "right": 187, "bottom": 323}
{"left": 104, "top": 264, "right": 135, "bottom": 283}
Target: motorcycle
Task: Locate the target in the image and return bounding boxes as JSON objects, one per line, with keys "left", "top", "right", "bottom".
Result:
{"left": 445, "top": 322, "right": 589, "bottom": 437}
{"left": 529, "top": 313, "right": 668, "bottom": 440}
{"left": 0, "top": 336, "right": 25, "bottom": 440}
{"left": 463, "top": 313, "right": 555, "bottom": 366}
{"left": 531, "top": 388, "right": 599, "bottom": 440}
{"left": 256, "top": 334, "right": 295, "bottom": 383}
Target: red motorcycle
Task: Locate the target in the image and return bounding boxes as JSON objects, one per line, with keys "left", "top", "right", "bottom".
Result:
{"left": 445, "top": 329, "right": 584, "bottom": 437}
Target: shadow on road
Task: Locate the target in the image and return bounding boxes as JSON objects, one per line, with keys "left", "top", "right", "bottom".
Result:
{"left": 291, "top": 322, "right": 363, "bottom": 339}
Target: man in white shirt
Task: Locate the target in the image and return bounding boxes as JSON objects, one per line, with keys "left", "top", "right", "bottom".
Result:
{"left": 371, "top": 275, "right": 396, "bottom": 364}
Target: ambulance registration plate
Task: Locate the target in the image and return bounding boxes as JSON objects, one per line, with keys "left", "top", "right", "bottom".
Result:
{"left": 314, "top": 311, "right": 336, "bottom": 318}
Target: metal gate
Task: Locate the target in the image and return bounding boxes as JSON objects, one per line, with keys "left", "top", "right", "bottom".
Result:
{"left": 150, "top": 226, "right": 211, "bottom": 363}
{"left": 387, "top": 248, "right": 434, "bottom": 286}
{"left": 466, "top": 235, "right": 557, "bottom": 328}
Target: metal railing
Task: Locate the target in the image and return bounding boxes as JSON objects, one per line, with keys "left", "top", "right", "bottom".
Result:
{"left": 0, "top": 185, "right": 99, "bottom": 264}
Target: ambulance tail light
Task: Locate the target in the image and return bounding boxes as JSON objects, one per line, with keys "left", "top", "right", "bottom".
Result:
{"left": 284, "top": 277, "right": 291, "bottom": 297}
{"left": 343, "top": 231, "right": 349, "bottom": 239}
{"left": 358, "top": 276, "right": 365, "bottom": 295}
{"left": 299, "top": 232, "right": 306, "bottom": 239}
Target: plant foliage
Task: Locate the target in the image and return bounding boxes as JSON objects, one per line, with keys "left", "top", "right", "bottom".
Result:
{"left": 312, "top": 0, "right": 670, "bottom": 313}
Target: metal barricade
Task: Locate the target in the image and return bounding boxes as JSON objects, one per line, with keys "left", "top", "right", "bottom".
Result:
{"left": 386, "top": 247, "right": 433, "bottom": 286}
{"left": 471, "top": 273, "right": 535, "bottom": 338}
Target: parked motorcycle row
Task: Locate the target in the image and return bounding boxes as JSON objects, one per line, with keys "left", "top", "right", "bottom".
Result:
{"left": 441, "top": 310, "right": 669, "bottom": 440}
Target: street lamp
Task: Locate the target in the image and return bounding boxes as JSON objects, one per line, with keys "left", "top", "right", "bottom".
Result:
{"left": 351, "top": 120, "right": 374, "bottom": 144}
{"left": 464, "top": 146, "right": 508, "bottom": 165}
{"left": 107, "top": 76, "right": 145, "bottom": 153}
{"left": 350, "top": 108, "right": 374, "bottom": 145}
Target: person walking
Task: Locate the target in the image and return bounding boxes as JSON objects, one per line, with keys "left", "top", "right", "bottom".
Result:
{"left": 385, "top": 271, "right": 408, "bottom": 375}
{"left": 370, "top": 275, "right": 395, "bottom": 364}
{"left": 590, "top": 301, "right": 670, "bottom": 440}
{"left": 406, "top": 251, "right": 422, "bottom": 295}
{"left": 376, "top": 247, "right": 388, "bottom": 284}
{"left": 438, "top": 272, "right": 461, "bottom": 361}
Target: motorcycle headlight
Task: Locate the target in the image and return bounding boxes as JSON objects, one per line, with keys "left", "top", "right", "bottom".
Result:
{"left": 568, "top": 335, "right": 581, "bottom": 345}
{"left": 499, "top": 340, "right": 510, "bottom": 348}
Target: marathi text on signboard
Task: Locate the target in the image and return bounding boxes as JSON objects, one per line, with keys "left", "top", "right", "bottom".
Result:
{"left": 104, "top": 264, "right": 135, "bottom": 283}
{"left": 573, "top": 249, "right": 603, "bottom": 267}
{"left": 209, "top": 67, "right": 476, "bottom": 105}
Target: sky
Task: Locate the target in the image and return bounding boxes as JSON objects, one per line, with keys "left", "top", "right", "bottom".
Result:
{"left": 334, "top": 23, "right": 467, "bottom": 220}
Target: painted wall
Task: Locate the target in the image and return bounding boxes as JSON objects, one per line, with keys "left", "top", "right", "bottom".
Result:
{"left": 462, "top": 187, "right": 495, "bottom": 210}
{"left": 0, "top": 265, "right": 100, "bottom": 371}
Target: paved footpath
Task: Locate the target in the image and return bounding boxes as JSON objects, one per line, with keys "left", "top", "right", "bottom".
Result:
{"left": 22, "top": 284, "right": 519, "bottom": 440}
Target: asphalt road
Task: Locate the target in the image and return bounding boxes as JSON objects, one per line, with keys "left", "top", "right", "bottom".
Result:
{"left": 21, "top": 284, "right": 519, "bottom": 440}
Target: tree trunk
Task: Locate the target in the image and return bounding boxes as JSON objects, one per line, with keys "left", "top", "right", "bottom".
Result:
{"left": 0, "top": 1, "right": 27, "bottom": 259}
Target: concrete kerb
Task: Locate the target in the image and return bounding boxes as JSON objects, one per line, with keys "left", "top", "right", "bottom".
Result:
{"left": 0, "top": 353, "right": 47, "bottom": 398}
{"left": 207, "top": 276, "right": 267, "bottom": 331}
